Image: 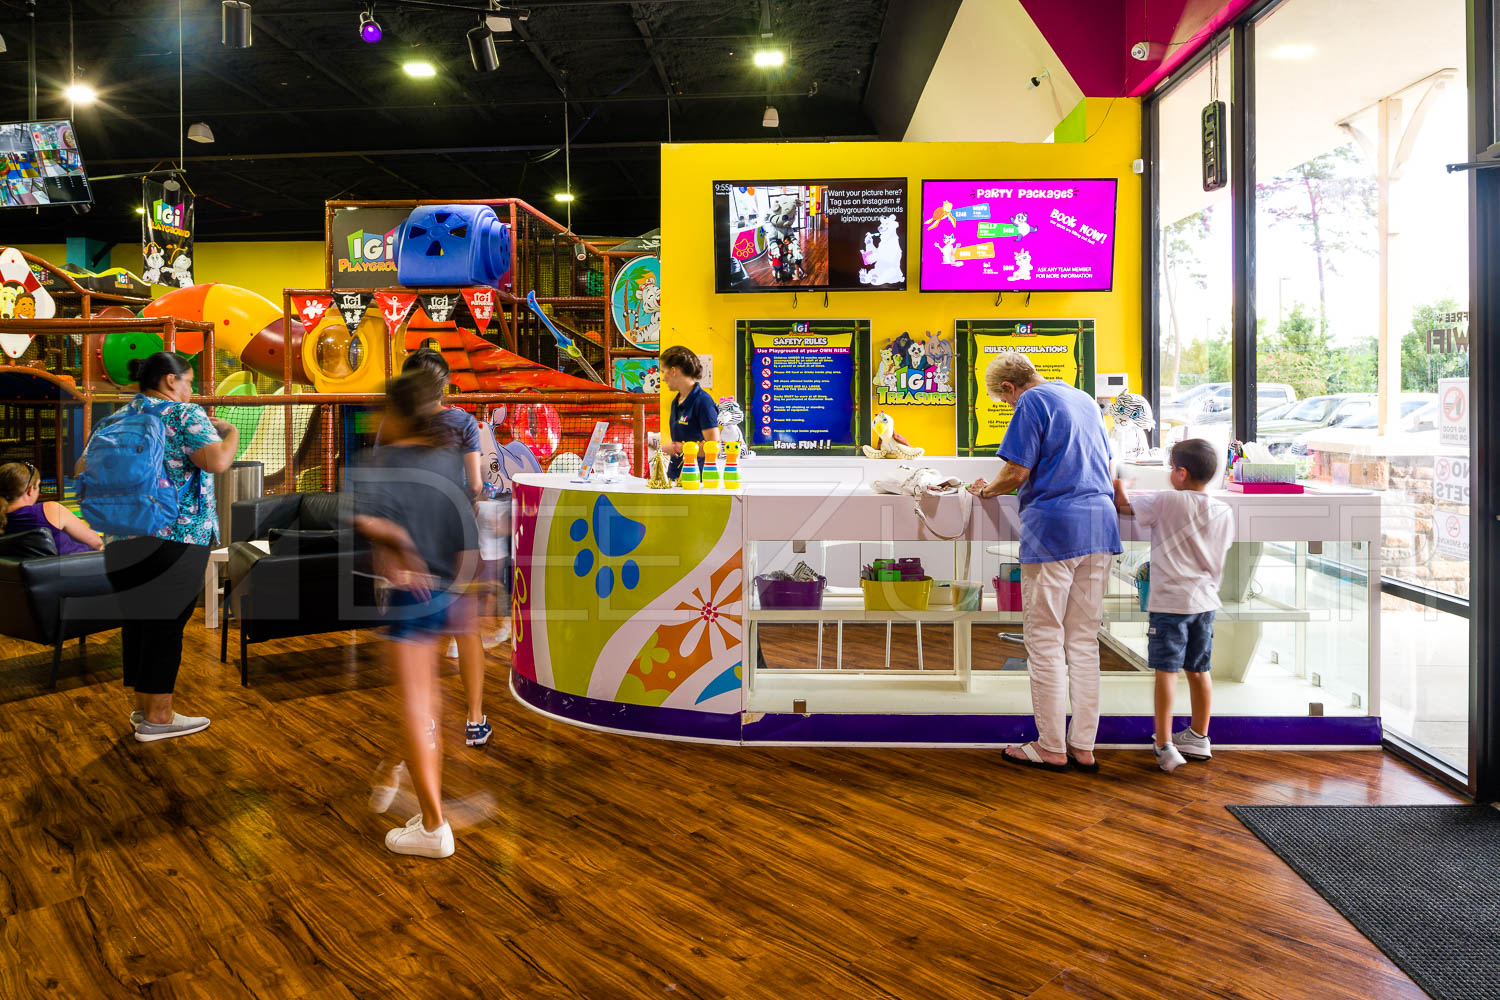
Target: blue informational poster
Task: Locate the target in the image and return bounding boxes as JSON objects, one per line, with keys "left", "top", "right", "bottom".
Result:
{"left": 736, "top": 319, "right": 871, "bottom": 455}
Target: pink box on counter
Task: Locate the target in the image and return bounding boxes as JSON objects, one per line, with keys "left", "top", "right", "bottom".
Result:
{"left": 1228, "top": 482, "right": 1304, "bottom": 494}
{"left": 993, "top": 577, "right": 1023, "bottom": 612}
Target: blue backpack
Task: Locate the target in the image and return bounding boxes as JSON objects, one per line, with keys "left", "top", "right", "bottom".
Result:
{"left": 79, "top": 398, "right": 180, "bottom": 537}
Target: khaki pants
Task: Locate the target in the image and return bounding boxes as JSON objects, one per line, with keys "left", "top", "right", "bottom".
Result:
{"left": 1020, "top": 552, "right": 1112, "bottom": 754}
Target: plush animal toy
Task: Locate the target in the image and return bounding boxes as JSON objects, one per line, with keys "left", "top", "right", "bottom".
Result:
{"left": 717, "top": 397, "right": 753, "bottom": 458}
{"left": 1106, "top": 391, "right": 1154, "bottom": 461}
{"left": 862, "top": 411, "right": 924, "bottom": 460}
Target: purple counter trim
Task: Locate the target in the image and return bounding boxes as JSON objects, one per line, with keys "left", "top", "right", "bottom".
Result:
{"left": 511, "top": 674, "right": 1383, "bottom": 747}
{"left": 512, "top": 674, "right": 742, "bottom": 742}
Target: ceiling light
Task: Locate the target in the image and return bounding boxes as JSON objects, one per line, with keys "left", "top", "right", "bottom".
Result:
{"left": 403, "top": 60, "right": 437, "bottom": 78}
{"left": 64, "top": 83, "right": 97, "bottom": 105}
{"left": 753, "top": 49, "right": 785, "bottom": 68}
{"left": 1271, "top": 44, "right": 1316, "bottom": 60}
{"left": 554, "top": 192, "right": 575, "bottom": 203}
{"left": 187, "top": 122, "right": 215, "bottom": 143}
{"left": 222, "top": 1, "right": 252, "bottom": 48}
{"left": 468, "top": 24, "right": 499, "bottom": 73}
{"left": 359, "top": 10, "right": 382, "bottom": 43}
{"left": 762, "top": 105, "right": 779, "bottom": 128}
{"left": 135, "top": 206, "right": 145, "bottom": 215}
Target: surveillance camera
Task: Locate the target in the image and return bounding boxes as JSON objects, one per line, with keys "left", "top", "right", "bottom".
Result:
{"left": 1130, "top": 41, "right": 1163, "bottom": 61}
{"left": 573, "top": 242, "right": 587, "bottom": 262}
{"left": 1025, "top": 69, "right": 1050, "bottom": 91}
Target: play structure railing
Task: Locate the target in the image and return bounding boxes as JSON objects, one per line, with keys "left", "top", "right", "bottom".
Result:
{"left": 0, "top": 317, "right": 648, "bottom": 502}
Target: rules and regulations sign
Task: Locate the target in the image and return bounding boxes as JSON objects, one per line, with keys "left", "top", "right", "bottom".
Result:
{"left": 954, "top": 318, "right": 1096, "bottom": 455}
{"left": 1435, "top": 511, "right": 1470, "bottom": 561}
{"left": 1434, "top": 456, "right": 1470, "bottom": 506}
{"left": 1439, "top": 377, "right": 1469, "bottom": 447}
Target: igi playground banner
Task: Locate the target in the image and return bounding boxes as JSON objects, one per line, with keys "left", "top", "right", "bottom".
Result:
{"left": 955, "top": 318, "right": 1096, "bottom": 455}
{"left": 141, "top": 178, "right": 194, "bottom": 287}
{"left": 919, "top": 179, "right": 1117, "bottom": 292}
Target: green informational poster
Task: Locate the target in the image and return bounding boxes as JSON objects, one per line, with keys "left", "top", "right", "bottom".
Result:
{"left": 736, "top": 318, "right": 872, "bottom": 455}
{"left": 955, "top": 318, "right": 1096, "bottom": 456}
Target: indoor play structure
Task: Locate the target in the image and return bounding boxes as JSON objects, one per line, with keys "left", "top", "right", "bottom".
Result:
{"left": 0, "top": 197, "right": 659, "bottom": 501}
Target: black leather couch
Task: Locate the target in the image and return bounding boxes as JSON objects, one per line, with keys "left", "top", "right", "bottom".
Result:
{"left": 0, "top": 529, "right": 123, "bottom": 688}
{"left": 223, "top": 492, "right": 380, "bottom": 685}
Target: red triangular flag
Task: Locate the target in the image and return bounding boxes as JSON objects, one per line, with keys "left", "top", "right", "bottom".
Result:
{"left": 462, "top": 287, "right": 496, "bottom": 335}
{"left": 290, "top": 293, "right": 333, "bottom": 326}
{"left": 373, "top": 290, "right": 417, "bottom": 330}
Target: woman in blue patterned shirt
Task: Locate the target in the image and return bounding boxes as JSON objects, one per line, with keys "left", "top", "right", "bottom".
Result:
{"left": 83, "top": 352, "right": 239, "bottom": 743}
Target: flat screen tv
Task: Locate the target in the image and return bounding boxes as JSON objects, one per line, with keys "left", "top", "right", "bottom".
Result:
{"left": 0, "top": 120, "right": 92, "bottom": 209}
{"left": 713, "top": 179, "right": 907, "bottom": 293}
{"left": 919, "top": 179, "right": 1117, "bottom": 292}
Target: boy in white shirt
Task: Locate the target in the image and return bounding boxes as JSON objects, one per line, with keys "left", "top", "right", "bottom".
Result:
{"left": 1113, "top": 439, "right": 1235, "bottom": 772}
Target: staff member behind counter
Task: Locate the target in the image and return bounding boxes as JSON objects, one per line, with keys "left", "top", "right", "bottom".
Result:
{"left": 968, "top": 351, "right": 1121, "bottom": 774}
{"left": 660, "top": 345, "right": 721, "bottom": 480}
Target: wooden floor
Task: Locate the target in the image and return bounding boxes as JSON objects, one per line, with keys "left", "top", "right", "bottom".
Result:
{"left": 0, "top": 618, "right": 1463, "bottom": 999}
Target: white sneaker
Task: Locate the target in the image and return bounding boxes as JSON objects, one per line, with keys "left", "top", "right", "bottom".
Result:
{"left": 1173, "top": 727, "right": 1213, "bottom": 761}
{"left": 1153, "top": 740, "right": 1187, "bottom": 773}
{"left": 368, "top": 762, "right": 407, "bottom": 813}
{"left": 482, "top": 622, "right": 512, "bottom": 649}
{"left": 385, "top": 815, "right": 455, "bottom": 858}
{"left": 444, "top": 639, "right": 459, "bottom": 658}
{"left": 134, "top": 713, "right": 211, "bottom": 743}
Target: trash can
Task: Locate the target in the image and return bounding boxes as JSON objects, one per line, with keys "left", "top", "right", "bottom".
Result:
{"left": 215, "top": 460, "right": 263, "bottom": 541}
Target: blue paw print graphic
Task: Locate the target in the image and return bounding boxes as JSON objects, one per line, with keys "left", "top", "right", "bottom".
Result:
{"left": 571, "top": 494, "right": 646, "bottom": 598}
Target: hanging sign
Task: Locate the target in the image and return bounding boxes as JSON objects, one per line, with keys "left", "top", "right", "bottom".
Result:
{"left": 955, "top": 318, "right": 1096, "bottom": 455}
{"left": 336, "top": 291, "right": 372, "bottom": 330}
{"left": 141, "top": 178, "right": 194, "bottom": 287}
{"left": 374, "top": 290, "right": 417, "bottom": 329}
{"left": 419, "top": 292, "right": 458, "bottom": 324}
{"left": 462, "top": 287, "right": 496, "bottom": 335}
{"left": 873, "top": 328, "right": 956, "bottom": 406}
{"left": 290, "top": 293, "right": 333, "bottom": 326}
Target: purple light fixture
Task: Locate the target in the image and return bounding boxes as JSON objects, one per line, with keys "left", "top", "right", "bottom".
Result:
{"left": 359, "top": 9, "right": 382, "bottom": 44}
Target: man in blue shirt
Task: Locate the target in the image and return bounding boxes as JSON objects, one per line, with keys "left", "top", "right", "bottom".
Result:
{"left": 969, "top": 351, "right": 1121, "bottom": 773}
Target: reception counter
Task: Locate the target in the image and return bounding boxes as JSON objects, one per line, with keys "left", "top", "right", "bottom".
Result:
{"left": 511, "top": 459, "right": 1384, "bottom": 748}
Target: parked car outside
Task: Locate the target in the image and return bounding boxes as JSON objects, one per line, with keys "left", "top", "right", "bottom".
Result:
{"left": 1179, "top": 382, "right": 1299, "bottom": 424}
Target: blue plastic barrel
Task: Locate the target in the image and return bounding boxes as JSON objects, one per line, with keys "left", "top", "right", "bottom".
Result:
{"left": 395, "top": 204, "right": 512, "bottom": 288}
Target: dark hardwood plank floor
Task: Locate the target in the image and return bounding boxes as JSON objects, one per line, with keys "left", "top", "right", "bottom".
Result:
{"left": 0, "top": 618, "right": 1462, "bottom": 999}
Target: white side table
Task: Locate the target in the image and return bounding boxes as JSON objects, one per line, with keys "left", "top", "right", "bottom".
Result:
{"left": 204, "top": 540, "right": 268, "bottom": 629}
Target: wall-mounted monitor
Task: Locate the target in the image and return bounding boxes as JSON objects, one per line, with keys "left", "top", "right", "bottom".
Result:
{"left": 0, "top": 120, "right": 92, "bottom": 209}
{"left": 713, "top": 179, "right": 907, "bottom": 293}
{"left": 919, "top": 179, "right": 1117, "bottom": 292}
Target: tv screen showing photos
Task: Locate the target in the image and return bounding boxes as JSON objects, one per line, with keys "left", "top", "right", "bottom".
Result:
{"left": 919, "top": 179, "right": 1117, "bottom": 292}
{"left": 713, "top": 179, "right": 907, "bottom": 293}
{"left": 0, "top": 120, "right": 92, "bottom": 209}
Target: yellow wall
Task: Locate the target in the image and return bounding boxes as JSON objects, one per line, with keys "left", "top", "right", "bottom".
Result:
{"left": 12, "top": 241, "right": 325, "bottom": 306}
{"left": 659, "top": 98, "right": 1143, "bottom": 454}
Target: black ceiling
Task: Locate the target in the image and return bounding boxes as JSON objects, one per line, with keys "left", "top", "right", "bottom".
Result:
{"left": 0, "top": 0, "right": 891, "bottom": 245}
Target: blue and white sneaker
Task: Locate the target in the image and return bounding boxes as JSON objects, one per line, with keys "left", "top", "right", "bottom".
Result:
{"left": 464, "top": 716, "right": 492, "bottom": 747}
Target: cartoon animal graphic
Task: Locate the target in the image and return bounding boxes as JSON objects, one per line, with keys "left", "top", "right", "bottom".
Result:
{"left": 142, "top": 244, "right": 166, "bottom": 284}
{"left": 169, "top": 253, "right": 193, "bottom": 288}
{"left": 1012, "top": 249, "right": 1034, "bottom": 282}
{"left": 875, "top": 347, "right": 901, "bottom": 391}
{"left": 641, "top": 366, "right": 661, "bottom": 395}
{"left": 924, "top": 333, "right": 954, "bottom": 387}
{"left": 859, "top": 214, "right": 904, "bottom": 286}
{"left": 479, "top": 405, "right": 544, "bottom": 497}
{"left": 717, "top": 397, "right": 753, "bottom": 458}
{"left": 924, "top": 200, "right": 956, "bottom": 230}
{"left": 1107, "top": 391, "right": 1154, "bottom": 461}
{"left": 935, "top": 232, "right": 959, "bottom": 266}
{"left": 1011, "top": 212, "right": 1034, "bottom": 238}
{"left": 635, "top": 274, "right": 661, "bottom": 346}
{"left": 905, "top": 339, "right": 926, "bottom": 371}
{"left": 861, "top": 411, "right": 924, "bottom": 460}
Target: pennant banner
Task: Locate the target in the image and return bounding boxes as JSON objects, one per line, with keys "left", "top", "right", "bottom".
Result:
{"left": 418, "top": 292, "right": 458, "bottom": 324}
{"left": 336, "top": 291, "right": 371, "bottom": 330}
{"left": 462, "top": 287, "right": 496, "bottom": 335}
{"left": 141, "top": 178, "right": 194, "bottom": 287}
{"left": 374, "top": 290, "right": 417, "bottom": 330}
{"left": 290, "top": 293, "right": 333, "bottom": 326}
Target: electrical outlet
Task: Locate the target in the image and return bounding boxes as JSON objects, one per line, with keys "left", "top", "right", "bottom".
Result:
{"left": 1311, "top": 672, "right": 1322, "bottom": 687}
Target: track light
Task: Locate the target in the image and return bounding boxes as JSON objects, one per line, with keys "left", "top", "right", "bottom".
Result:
{"left": 403, "top": 61, "right": 437, "bottom": 78}
{"left": 554, "top": 192, "right": 575, "bottom": 203}
{"left": 359, "top": 9, "right": 383, "bottom": 43}
{"left": 221, "top": 1, "right": 252, "bottom": 48}
{"left": 467, "top": 24, "right": 499, "bottom": 73}
{"left": 187, "top": 122, "right": 215, "bottom": 143}
{"left": 762, "top": 105, "right": 779, "bottom": 128}
{"left": 64, "top": 83, "right": 97, "bottom": 105}
{"left": 753, "top": 49, "right": 785, "bottom": 68}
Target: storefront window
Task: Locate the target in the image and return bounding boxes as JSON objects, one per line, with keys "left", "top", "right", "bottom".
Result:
{"left": 1156, "top": 51, "right": 1234, "bottom": 446}
{"left": 1251, "top": 0, "right": 1471, "bottom": 770}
